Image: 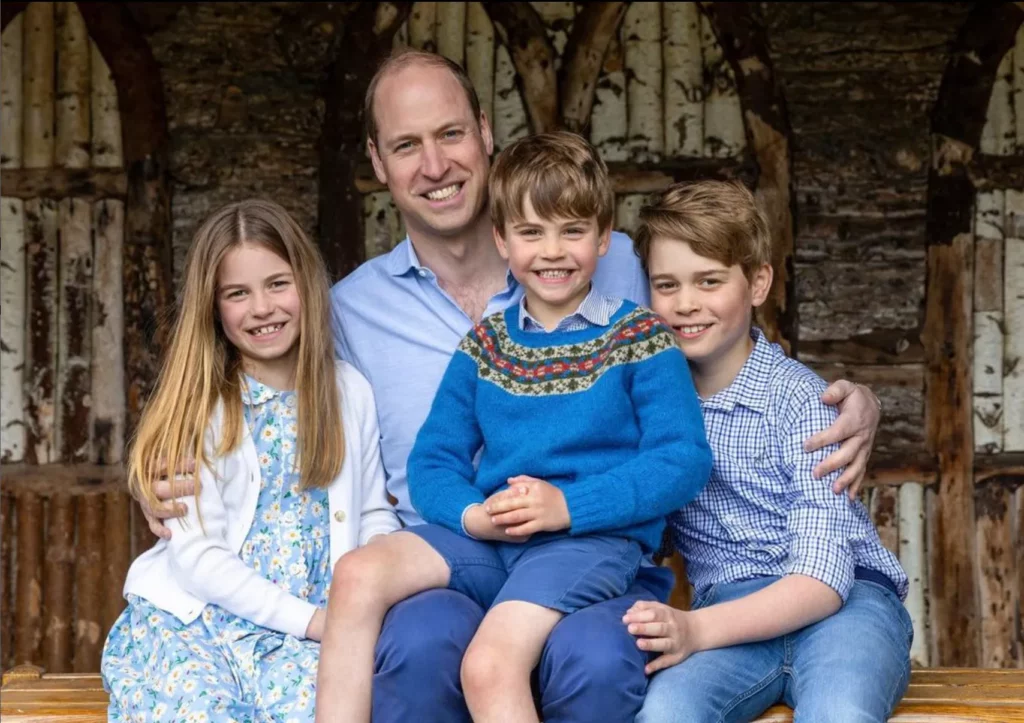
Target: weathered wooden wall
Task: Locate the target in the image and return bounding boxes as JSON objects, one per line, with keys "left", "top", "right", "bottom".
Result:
{"left": 3, "top": 1, "right": 1024, "bottom": 672}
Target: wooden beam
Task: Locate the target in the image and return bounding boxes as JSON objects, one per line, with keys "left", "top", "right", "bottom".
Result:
{"left": 484, "top": 2, "right": 559, "bottom": 134}
{"left": 808, "top": 363, "right": 922, "bottom": 389}
{"left": 864, "top": 453, "right": 1024, "bottom": 488}
{"left": 970, "top": 153, "right": 1024, "bottom": 191}
{"left": 796, "top": 329, "right": 924, "bottom": 365}
{"left": 0, "top": 168, "right": 127, "bottom": 200}
{"left": 699, "top": 2, "right": 796, "bottom": 350}
{"left": 559, "top": 2, "right": 627, "bottom": 135}
{"left": 319, "top": 2, "right": 412, "bottom": 280}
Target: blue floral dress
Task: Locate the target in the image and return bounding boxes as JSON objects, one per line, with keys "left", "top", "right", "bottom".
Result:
{"left": 102, "top": 378, "right": 333, "bottom": 723}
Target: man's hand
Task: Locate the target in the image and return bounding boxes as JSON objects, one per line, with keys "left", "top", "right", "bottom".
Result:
{"left": 803, "top": 380, "right": 881, "bottom": 499}
{"left": 138, "top": 459, "right": 196, "bottom": 540}
{"left": 305, "top": 608, "right": 326, "bottom": 642}
{"left": 622, "top": 601, "right": 699, "bottom": 675}
{"left": 484, "top": 475, "right": 571, "bottom": 537}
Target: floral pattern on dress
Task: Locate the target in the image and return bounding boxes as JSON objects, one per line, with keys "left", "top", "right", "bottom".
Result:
{"left": 102, "top": 376, "right": 333, "bottom": 722}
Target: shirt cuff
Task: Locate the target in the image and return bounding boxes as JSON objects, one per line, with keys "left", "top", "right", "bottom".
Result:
{"left": 786, "top": 537, "right": 856, "bottom": 603}
{"left": 461, "top": 503, "right": 483, "bottom": 539}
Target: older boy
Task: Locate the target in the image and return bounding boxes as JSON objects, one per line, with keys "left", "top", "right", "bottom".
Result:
{"left": 624, "top": 180, "right": 912, "bottom": 723}
{"left": 317, "top": 133, "right": 713, "bottom": 723}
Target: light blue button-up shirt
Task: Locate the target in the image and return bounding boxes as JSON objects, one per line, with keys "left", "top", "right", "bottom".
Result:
{"left": 330, "top": 231, "right": 649, "bottom": 526}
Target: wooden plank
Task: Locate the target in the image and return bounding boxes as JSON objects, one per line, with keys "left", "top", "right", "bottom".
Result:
{"left": 492, "top": 39, "right": 529, "bottom": 150}
{"left": 975, "top": 483, "right": 1020, "bottom": 667}
{"left": 1005, "top": 190, "right": 1024, "bottom": 451}
{"left": 89, "top": 42, "right": 122, "bottom": 168}
{"left": 0, "top": 463, "right": 125, "bottom": 488}
{"left": 0, "top": 168, "right": 128, "bottom": 199}
{"left": 971, "top": 152, "right": 1024, "bottom": 191}
{"left": 663, "top": 2, "right": 703, "bottom": 158}
{"left": 465, "top": 3, "right": 494, "bottom": 124}
{"left": 41, "top": 494, "right": 75, "bottom": 673}
{"left": 55, "top": 2, "right": 91, "bottom": 169}
{"left": 1, "top": 13, "right": 23, "bottom": 169}
{"left": 73, "top": 494, "right": 104, "bottom": 672}
{"left": 898, "top": 482, "right": 929, "bottom": 667}
{"left": 981, "top": 46, "right": 1016, "bottom": 156}
{"left": 923, "top": 220, "right": 979, "bottom": 664}
{"left": 869, "top": 485, "right": 899, "bottom": 556}
{"left": 973, "top": 311, "right": 1004, "bottom": 453}
{"left": 102, "top": 490, "right": 130, "bottom": 633}
{"left": 57, "top": 198, "right": 93, "bottom": 463}
{"left": 363, "top": 191, "right": 403, "bottom": 261}
{"left": 700, "top": 11, "right": 744, "bottom": 159}
{"left": 796, "top": 330, "right": 924, "bottom": 365}
{"left": 614, "top": 193, "right": 644, "bottom": 239}
{"left": 1, "top": 492, "right": 12, "bottom": 669}
{"left": 622, "top": 1, "right": 662, "bottom": 161}
{"left": 436, "top": 2, "right": 466, "bottom": 66}
{"left": 408, "top": 1, "right": 437, "bottom": 52}
{"left": 91, "top": 200, "right": 125, "bottom": 464}
{"left": 590, "top": 29, "right": 627, "bottom": 161}
{"left": 808, "top": 363, "right": 922, "bottom": 389}
{"left": 24, "top": 198, "right": 59, "bottom": 465}
{"left": 14, "top": 491, "right": 43, "bottom": 665}
{"left": 22, "top": 2, "right": 54, "bottom": 169}
{"left": 1, "top": 198, "right": 27, "bottom": 462}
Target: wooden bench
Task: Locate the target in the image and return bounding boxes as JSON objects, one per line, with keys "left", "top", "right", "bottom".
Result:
{"left": 2, "top": 665, "right": 1023, "bottom": 721}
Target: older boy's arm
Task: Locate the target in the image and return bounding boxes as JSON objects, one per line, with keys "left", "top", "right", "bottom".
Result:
{"left": 805, "top": 380, "right": 881, "bottom": 498}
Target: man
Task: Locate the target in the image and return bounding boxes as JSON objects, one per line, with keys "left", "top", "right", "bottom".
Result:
{"left": 146, "top": 49, "right": 881, "bottom": 723}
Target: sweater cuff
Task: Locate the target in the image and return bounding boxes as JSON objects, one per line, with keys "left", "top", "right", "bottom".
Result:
{"left": 560, "top": 474, "right": 636, "bottom": 536}
{"left": 461, "top": 503, "right": 484, "bottom": 539}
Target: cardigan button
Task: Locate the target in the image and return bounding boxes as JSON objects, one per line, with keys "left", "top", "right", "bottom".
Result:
{"left": 334, "top": 511, "right": 346, "bottom": 522}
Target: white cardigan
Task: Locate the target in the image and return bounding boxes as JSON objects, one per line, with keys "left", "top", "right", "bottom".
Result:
{"left": 123, "top": 361, "right": 400, "bottom": 639}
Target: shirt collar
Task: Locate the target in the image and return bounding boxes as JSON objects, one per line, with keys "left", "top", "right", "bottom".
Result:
{"left": 241, "top": 375, "right": 280, "bottom": 407}
{"left": 386, "top": 237, "right": 519, "bottom": 288}
{"left": 517, "top": 285, "right": 613, "bottom": 331}
{"left": 700, "top": 327, "right": 776, "bottom": 414}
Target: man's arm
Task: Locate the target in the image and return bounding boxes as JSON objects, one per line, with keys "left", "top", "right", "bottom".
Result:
{"left": 807, "top": 380, "right": 882, "bottom": 498}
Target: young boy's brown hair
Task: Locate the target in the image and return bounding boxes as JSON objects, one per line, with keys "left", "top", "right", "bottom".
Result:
{"left": 489, "top": 131, "right": 614, "bottom": 235}
{"left": 633, "top": 180, "right": 772, "bottom": 281}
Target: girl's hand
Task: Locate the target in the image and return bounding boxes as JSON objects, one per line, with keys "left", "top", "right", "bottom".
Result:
{"left": 623, "top": 601, "right": 699, "bottom": 674}
{"left": 306, "top": 608, "right": 327, "bottom": 642}
{"left": 484, "top": 476, "right": 571, "bottom": 536}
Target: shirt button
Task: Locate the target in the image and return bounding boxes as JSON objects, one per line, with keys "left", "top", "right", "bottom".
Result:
{"left": 417, "top": 269, "right": 427, "bottom": 277}
{"left": 334, "top": 510, "right": 346, "bottom": 522}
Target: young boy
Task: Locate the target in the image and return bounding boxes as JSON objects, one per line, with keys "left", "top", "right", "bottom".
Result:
{"left": 624, "top": 180, "right": 912, "bottom": 723}
{"left": 316, "top": 132, "right": 712, "bottom": 723}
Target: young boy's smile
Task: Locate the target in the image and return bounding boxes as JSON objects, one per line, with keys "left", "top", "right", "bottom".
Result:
{"left": 647, "top": 238, "right": 771, "bottom": 397}
{"left": 495, "top": 194, "right": 610, "bottom": 330}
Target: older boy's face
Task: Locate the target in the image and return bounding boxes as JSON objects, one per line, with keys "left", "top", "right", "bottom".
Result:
{"left": 494, "top": 194, "right": 610, "bottom": 327}
{"left": 647, "top": 238, "right": 770, "bottom": 371}
{"left": 368, "top": 63, "right": 494, "bottom": 242}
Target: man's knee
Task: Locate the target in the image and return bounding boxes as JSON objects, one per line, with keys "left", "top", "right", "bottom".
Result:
{"left": 376, "top": 589, "right": 483, "bottom": 673}
{"left": 544, "top": 603, "right": 646, "bottom": 684}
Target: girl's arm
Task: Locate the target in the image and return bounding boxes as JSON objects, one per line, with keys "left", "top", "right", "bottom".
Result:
{"left": 343, "top": 365, "right": 401, "bottom": 545}
{"left": 166, "top": 440, "right": 319, "bottom": 640}
{"left": 623, "top": 575, "right": 840, "bottom": 674}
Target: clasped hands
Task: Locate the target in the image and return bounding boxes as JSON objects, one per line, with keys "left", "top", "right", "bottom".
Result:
{"left": 463, "top": 475, "right": 571, "bottom": 542}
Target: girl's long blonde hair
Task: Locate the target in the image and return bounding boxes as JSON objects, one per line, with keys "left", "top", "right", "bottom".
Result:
{"left": 128, "top": 199, "right": 344, "bottom": 512}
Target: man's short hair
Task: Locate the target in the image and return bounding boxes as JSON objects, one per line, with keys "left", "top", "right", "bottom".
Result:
{"left": 364, "top": 48, "right": 482, "bottom": 145}
{"left": 489, "top": 131, "right": 615, "bottom": 235}
{"left": 634, "top": 180, "right": 772, "bottom": 280}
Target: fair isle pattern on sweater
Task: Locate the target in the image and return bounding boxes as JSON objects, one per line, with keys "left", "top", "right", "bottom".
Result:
{"left": 459, "top": 306, "right": 680, "bottom": 397}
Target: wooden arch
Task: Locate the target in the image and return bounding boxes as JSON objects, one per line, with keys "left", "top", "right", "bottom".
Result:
{"left": 923, "top": 2, "right": 1024, "bottom": 666}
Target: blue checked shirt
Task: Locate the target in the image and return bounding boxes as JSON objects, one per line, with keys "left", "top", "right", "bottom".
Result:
{"left": 518, "top": 287, "right": 623, "bottom": 332}
{"left": 669, "top": 328, "right": 908, "bottom": 603}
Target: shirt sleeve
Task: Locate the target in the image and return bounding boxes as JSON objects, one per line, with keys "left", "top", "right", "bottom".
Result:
{"left": 166, "top": 437, "right": 317, "bottom": 639}
{"left": 406, "top": 348, "right": 487, "bottom": 534}
{"left": 781, "top": 392, "right": 860, "bottom": 602}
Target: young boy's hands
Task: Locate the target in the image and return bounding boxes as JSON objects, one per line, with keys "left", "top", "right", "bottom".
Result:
{"left": 623, "top": 601, "right": 700, "bottom": 674}
{"left": 484, "top": 475, "right": 571, "bottom": 536}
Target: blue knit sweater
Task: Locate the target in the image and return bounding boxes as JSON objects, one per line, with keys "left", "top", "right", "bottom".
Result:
{"left": 408, "top": 300, "right": 713, "bottom": 552}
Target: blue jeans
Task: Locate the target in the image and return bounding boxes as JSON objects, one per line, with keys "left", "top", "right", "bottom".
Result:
{"left": 373, "top": 567, "right": 674, "bottom": 723}
{"left": 637, "top": 576, "right": 913, "bottom": 723}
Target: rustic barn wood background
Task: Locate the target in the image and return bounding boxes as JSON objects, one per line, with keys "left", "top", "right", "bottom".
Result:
{"left": 0, "top": 1, "right": 1022, "bottom": 672}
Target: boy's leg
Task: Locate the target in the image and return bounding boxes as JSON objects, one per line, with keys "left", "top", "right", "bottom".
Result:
{"left": 315, "top": 530, "right": 453, "bottom": 723}
{"left": 784, "top": 579, "right": 913, "bottom": 723}
{"left": 373, "top": 589, "right": 483, "bottom": 723}
{"left": 462, "top": 601, "right": 564, "bottom": 723}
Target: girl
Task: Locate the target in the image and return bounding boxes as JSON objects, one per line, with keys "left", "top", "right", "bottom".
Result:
{"left": 101, "top": 199, "right": 399, "bottom": 722}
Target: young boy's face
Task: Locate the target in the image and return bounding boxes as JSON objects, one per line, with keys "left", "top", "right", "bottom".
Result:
{"left": 495, "top": 193, "right": 610, "bottom": 326}
{"left": 647, "top": 237, "right": 771, "bottom": 371}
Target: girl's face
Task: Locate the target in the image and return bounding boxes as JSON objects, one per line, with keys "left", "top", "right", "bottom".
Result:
{"left": 216, "top": 242, "right": 301, "bottom": 386}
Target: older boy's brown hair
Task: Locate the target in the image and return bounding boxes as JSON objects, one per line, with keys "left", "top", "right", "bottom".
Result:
{"left": 489, "top": 131, "right": 614, "bottom": 235}
{"left": 634, "top": 180, "right": 772, "bottom": 280}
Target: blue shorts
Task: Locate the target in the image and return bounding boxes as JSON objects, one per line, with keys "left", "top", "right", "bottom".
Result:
{"left": 405, "top": 524, "right": 643, "bottom": 614}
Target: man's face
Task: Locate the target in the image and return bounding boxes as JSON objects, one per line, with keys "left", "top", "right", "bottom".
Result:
{"left": 368, "top": 63, "right": 494, "bottom": 242}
